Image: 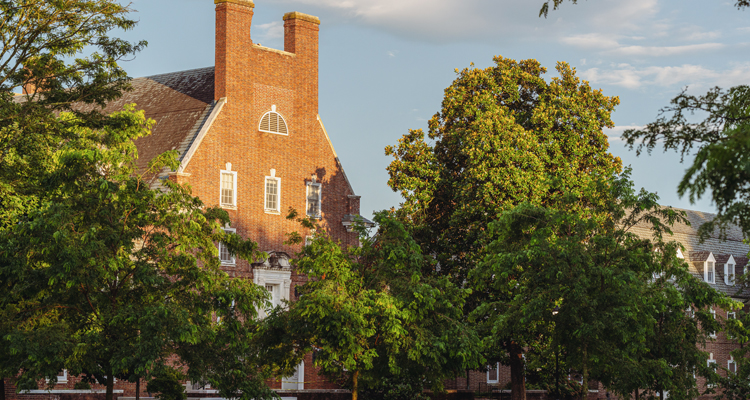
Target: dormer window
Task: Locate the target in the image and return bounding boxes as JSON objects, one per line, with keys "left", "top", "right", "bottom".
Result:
{"left": 725, "top": 255, "right": 737, "bottom": 286}
{"left": 259, "top": 105, "right": 289, "bottom": 135}
{"left": 703, "top": 253, "right": 716, "bottom": 284}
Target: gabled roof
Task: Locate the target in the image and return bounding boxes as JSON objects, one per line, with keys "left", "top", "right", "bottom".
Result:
{"left": 98, "top": 67, "right": 217, "bottom": 174}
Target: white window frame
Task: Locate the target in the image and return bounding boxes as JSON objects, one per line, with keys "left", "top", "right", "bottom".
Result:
{"left": 725, "top": 255, "right": 737, "bottom": 286}
{"left": 219, "top": 228, "right": 236, "bottom": 266}
{"left": 729, "top": 356, "right": 737, "bottom": 374}
{"left": 258, "top": 105, "right": 289, "bottom": 136}
{"left": 282, "top": 361, "right": 305, "bottom": 390}
{"left": 264, "top": 170, "right": 281, "bottom": 214}
{"left": 306, "top": 180, "right": 322, "bottom": 218}
{"left": 487, "top": 362, "right": 500, "bottom": 384}
{"left": 710, "top": 309, "right": 717, "bottom": 338}
{"left": 728, "top": 311, "right": 736, "bottom": 319}
{"left": 705, "top": 253, "right": 716, "bottom": 284}
{"left": 219, "top": 167, "right": 237, "bottom": 208}
{"left": 707, "top": 355, "right": 717, "bottom": 388}
{"left": 57, "top": 370, "right": 68, "bottom": 384}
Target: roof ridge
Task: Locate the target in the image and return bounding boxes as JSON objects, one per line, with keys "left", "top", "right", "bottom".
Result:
{"left": 134, "top": 66, "right": 215, "bottom": 81}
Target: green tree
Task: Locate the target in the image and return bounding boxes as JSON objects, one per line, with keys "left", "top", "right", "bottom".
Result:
{"left": 385, "top": 56, "right": 622, "bottom": 400}
{"left": 0, "top": 0, "right": 145, "bottom": 228}
{"left": 286, "top": 211, "right": 481, "bottom": 400}
{"left": 538, "top": 0, "right": 749, "bottom": 17}
{"left": 471, "top": 172, "right": 734, "bottom": 400}
{"left": 0, "top": 106, "right": 273, "bottom": 400}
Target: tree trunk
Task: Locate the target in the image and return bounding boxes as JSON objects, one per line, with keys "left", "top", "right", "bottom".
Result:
{"left": 581, "top": 346, "right": 588, "bottom": 400}
{"left": 635, "top": 389, "right": 639, "bottom": 400}
{"left": 136, "top": 378, "right": 140, "bottom": 400}
{"left": 1, "top": 377, "right": 6, "bottom": 400}
{"left": 509, "top": 342, "right": 526, "bottom": 400}
{"left": 106, "top": 373, "right": 114, "bottom": 400}
{"left": 659, "top": 389, "right": 664, "bottom": 400}
{"left": 352, "top": 370, "right": 359, "bottom": 400}
{"left": 466, "top": 369, "right": 470, "bottom": 390}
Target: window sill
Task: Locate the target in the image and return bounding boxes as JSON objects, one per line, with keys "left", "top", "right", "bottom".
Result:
{"left": 265, "top": 210, "right": 281, "bottom": 215}
{"left": 221, "top": 205, "right": 237, "bottom": 210}
{"left": 221, "top": 262, "right": 236, "bottom": 267}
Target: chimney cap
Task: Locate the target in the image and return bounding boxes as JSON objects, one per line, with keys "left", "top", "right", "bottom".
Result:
{"left": 214, "top": 0, "right": 254, "bottom": 7}
{"left": 283, "top": 11, "right": 321, "bottom": 25}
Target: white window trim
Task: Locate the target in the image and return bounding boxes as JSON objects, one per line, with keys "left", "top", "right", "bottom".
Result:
{"left": 306, "top": 181, "right": 322, "bottom": 219}
{"left": 258, "top": 105, "right": 289, "bottom": 136}
{"left": 710, "top": 309, "right": 717, "bottom": 338}
{"left": 708, "top": 354, "right": 717, "bottom": 387}
{"left": 254, "top": 268, "right": 292, "bottom": 319}
{"left": 729, "top": 357, "right": 737, "bottom": 374}
{"left": 704, "top": 253, "right": 716, "bottom": 284}
{"left": 264, "top": 172, "right": 281, "bottom": 214}
{"left": 57, "top": 370, "right": 68, "bottom": 384}
{"left": 728, "top": 311, "right": 736, "bottom": 319}
{"left": 487, "top": 362, "right": 500, "bottom": 384}
{"left": 725, "top": 255, "right": 737, "bottom": 286}
{"left": 219, "top": 168, "right": 237, "bottom": 208}
{"left": 219, "top": 228, "right": 236, "bottom": 266}
{"left": 282, "top": 361, "right": 305, "bottom": 390}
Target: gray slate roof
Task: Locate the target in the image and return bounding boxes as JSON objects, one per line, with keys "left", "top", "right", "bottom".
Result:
{"left": 629, "top": 208, "right": 750, "bottom": 298}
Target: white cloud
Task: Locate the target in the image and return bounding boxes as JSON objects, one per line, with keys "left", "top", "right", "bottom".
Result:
{"left": 256, "top": 21, "right": 284, "bottom": 43}
{"left": 561, "top": 33, "right": 620, "bottom": 49}
{"left": 604, "top": 125, "right": 644, "bottom": 142}
{"left": 270, "top": 0, "right": 661, "bottom": 42}
{"left": 387, "top": 50, "right": 397, "bottom": 58}
{"left": 580, "top": 63, "right": 750, "bottom": 89}
{"left": 611, "top": 43, "right": 725, "bottom": 56}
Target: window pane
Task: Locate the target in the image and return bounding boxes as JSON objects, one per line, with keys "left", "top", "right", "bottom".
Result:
{"left": 266, "top": 179, "right": 278, "bottom": 210}
{"left": 307, "top": 184, "right": 321, "bottom": 216}
{"left": 221, "top": 173, "right": 234, "bottom": 205}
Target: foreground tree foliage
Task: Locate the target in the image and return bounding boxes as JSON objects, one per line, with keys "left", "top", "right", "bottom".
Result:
{"left": 386, "top": 55, "right": 622, "bottom": 400}
{"left": 539, "top": 0, "right": 749, "bottom": 17}
{"left": 472, "top": 173, "right": 734, "bottom": 400}
{"left": 285, "top": 212, "right": 482, "bottom": 400}
{"left": 0, "top": 107, "right": 283, "bottom": 400}
{"left": 0, "top": 0, "right": 145, "bottom": 228}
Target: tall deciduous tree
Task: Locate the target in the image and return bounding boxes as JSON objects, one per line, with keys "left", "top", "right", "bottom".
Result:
{"left": 0, "top": 106, "right": 272, "bottom": 400}
{"left": 386, "top": 56, "right": 621, "bottom": 400}
{"left": 0, "top": 0, "right": 145, "bottom": 227}
{"left": 286, "top": 212, "right": 482, "bottom": 400}
{"left": 471, "top": 172, "right": 734, "bottom": 400}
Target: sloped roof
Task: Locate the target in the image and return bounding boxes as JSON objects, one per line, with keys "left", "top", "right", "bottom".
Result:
{"left": 628, "top": 207, "right": 750, "bottom": 298}
{"left": 98, "top": 67, "right": 216, "bottom": 174}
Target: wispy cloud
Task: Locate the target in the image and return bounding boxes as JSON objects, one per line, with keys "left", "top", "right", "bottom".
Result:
{"left": 256, "top": 21, "right": 284, "bottom": 44}
{"left": 581, "top": 63, "right": 750, "bottom": 89}
{"left": 611, "top": 43, "right": 725, "bottom": 56}
{"left": 604, "top": 125, "right": 645, "bottom": 142}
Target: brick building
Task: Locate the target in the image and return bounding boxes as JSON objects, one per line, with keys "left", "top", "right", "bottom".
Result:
{"left": 4, "top": 0, "right": 366, "bottom": 399}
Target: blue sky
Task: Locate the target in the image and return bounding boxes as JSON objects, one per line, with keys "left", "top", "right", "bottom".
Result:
{"left": 117, "top": 0, "right": 750, "bottom": 219}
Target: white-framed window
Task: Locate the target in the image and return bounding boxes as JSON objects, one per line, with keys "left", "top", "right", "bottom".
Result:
{"left": 708, "top": 354, "right": 717, "bottom": 388}
{"left": 265, "top": 170, "right": 281, "bottom": 213}
{"left": 710, "top": 309, "right": 717, "bottom": 338}
{"left": 728, "top": 311, "right": 736, "bottom": 319}
{"left": 259, "top": 105, "right": 289, "bottom": 135}
{"left": 266, "top": 284, "right": 280, "bottom": 308}
{"left": 487, "top": 362, "right": 499, "bottom": 384}
{"left": 220, "top": 164, "right": 237, "bottom": 208}
{"left": 729, "top": 356, "right": 737, "bottom": 374}
{"left": 219, "top": 228, "right": 236, "bottom": 266}
{"left": 704, "top": 253, "right": 716, "bottom": 283}
{"left": 282, "top": 361, "right": 305, "bottom": 390}
{"left": 57, "top": 370, "right": 68, "bottom": 384}
{"left": 306, "top": 179, "right": 322, "bottom": 218}
{"left": 725, "top": 255, "right": 737, "bottom": 285}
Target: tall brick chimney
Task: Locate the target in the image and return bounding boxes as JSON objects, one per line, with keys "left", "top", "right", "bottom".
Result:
{"left": 283, "top": 11, "right": 320, "bottom": 121}
{"left": 214, "top": 0, "right": 254, "bottom": 101}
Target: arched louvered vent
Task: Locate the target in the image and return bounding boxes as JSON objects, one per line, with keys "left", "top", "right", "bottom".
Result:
{"left": 259, "top": 108, "right": 289, "bottom": 135}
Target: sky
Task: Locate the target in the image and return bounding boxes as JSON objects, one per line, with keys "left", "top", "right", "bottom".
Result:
{"left": 115, "top": 0, "right": 750, "bottom": 220}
